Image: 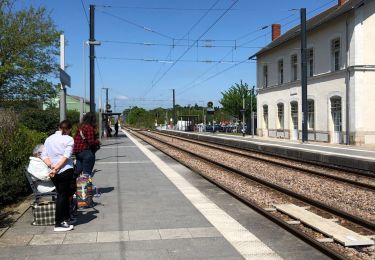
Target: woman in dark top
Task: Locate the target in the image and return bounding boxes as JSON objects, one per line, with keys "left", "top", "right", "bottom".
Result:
{"left": 73, "top": 112, "right": 100, "bottom": 176}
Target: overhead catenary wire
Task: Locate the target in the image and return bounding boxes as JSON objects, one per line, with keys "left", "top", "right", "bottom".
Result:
{"left": 99, "top": 10, "right": 174, "bottom": 40}
{"left": 101, "top": 39, "right": 262, "bottom": 49}
{"left": 175, "top": 0, "right": 338, "bottom": 97}
{"left": 149, "top": 0, "right": 222, "bottom": 92}
{"left": 144, "top": 0, "right": 239, "bottom": 96}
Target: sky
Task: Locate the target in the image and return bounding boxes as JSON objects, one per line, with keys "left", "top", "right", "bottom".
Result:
{"left": 17, "top": 0, "right": 338, "bottom": 111}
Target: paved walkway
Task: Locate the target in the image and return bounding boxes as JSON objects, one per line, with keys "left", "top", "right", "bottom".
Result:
{"left": 0, "top": 130, "right": 326, "bottom": 259}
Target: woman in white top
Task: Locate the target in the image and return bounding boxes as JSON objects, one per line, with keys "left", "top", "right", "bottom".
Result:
{"left": 27, "top": 144, "right": 55, "bottom": 193}
{"left": 41, "top": 120, "right": 75, "bottom": 232}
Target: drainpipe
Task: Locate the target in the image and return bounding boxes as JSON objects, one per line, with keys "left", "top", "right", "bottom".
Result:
{"left": 345, "top": 19, "right": 350, "bottom": 145}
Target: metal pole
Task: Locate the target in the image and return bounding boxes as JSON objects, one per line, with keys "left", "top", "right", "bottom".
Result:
{"left": 173, "top": 89, "right": 176, "bottom": 127}
{"left": 83, "top": 41, "right": 87, "bottom": 113}
{"left": 59, "top": 34, "right": 66, "bottom": 122}
{"left": 89, "top": 5, "right": 95, "bottom": 112}
{"left": 99, "top": 91, "right": 102, "bottom": 142}
{"left": 105, "top": 88, "right": 109, "bottom": 111}
{"left": 242, "top": 94, "right": 245, "bottom": 137}
{"left": 301, "top": 8, "right": 308, "bottom": 142}
{"left": 251, "top": 88, "right": 254, "bottom": 137}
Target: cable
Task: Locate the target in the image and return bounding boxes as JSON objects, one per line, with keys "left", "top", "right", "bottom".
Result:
{"left": 150, "top": 0, "right": 222, "bottom": 91}
{"left": 145, "top": 0, "right": 239, "bottom": 95}
{"left": 96, "top": 56, "right": 250, "bottom": 64}
{"left": 99, "top": 10, "right": 174, "bottom": 40}
{"left": 101, "top": 39, "right": 262, "bottom": 49}
{"left": 80, "top": 0, "right": 89, "bottom": 24}
{"left": 96, "top": 5, "right": 238, "bottom": 12}
{"left": 174, "top": 0, "right": 337, "bottom": 97}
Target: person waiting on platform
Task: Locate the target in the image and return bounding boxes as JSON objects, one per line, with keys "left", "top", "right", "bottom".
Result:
{"left": 74, "top": 112, "right": 100, "bottom": 176}
{"left": 41, "top": 120, "right": 75, "bottom": 232}
{"left": 27, "top": 144, "right": 55, "bottom": 193}
{"left": 114, "top": 120, "right": 119, "bottom": 137}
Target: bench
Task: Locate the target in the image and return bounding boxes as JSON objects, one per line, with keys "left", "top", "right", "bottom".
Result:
{"left": 24, "top": 169, "right": 56, "bottom": 203}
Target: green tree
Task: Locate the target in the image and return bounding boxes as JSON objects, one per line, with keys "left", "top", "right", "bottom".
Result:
{"left": 0, "top": 1, "right": 60, "bottom": 104}
{"left": 219, "top": 81, "right": 256, "bottom": 120}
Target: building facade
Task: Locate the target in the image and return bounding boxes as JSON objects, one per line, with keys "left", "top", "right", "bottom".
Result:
{"left": 255, "top": 0, "right": 375, "bottom": 145}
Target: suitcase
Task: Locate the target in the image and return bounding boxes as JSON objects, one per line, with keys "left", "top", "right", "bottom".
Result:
{"left": 76, "top": 174, "right": 93, "bottom": 208}
{"left": 32, "top": 201, "right": 55, "bottom": 226}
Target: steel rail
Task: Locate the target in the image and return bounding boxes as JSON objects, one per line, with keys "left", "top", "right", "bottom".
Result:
{"left": 133, "top": 129, "right": 375, "bottom": 232}
{"left": 151, "top": 130, "right": 375, "bottom": 191}
{"left": 129, "top": 128, "right": 348, "bottom": 260}
{"left": 160, "top": 129, "right": 375, "bottom": 178}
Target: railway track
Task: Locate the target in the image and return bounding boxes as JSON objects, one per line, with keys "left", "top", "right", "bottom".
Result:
{"left": 152, "top": 130, "right": 375, "bottom": 191}
{"left": 126, "top": 127, "right": 375, "bottom": 260}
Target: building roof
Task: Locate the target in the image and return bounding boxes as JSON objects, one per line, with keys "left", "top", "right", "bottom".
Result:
{"left": 253, "top": 0, "right": 365, "bottom": 58}
{"left": 68, "top": 94, "right": 90, "bottom": 104}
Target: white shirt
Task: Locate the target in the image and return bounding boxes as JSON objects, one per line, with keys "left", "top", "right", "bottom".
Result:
{"left": 41, "top": 131, "right": 74, "bottom": 174}
{"left": 27, "top": 157, "right": 55, "bottom": 193}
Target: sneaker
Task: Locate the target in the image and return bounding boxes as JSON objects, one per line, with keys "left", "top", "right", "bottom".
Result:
{"left": 67, "top": 217, "right": 77, "bottom": 225}
{"left": 54, "top": 221, "right": 74, "bottom": 232}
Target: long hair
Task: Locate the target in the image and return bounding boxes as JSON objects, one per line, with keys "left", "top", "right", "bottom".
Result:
{"left": 81, "top": 112, "right": 96, "bottom": 128}
{"left": 59, "top": 120, "right": 72, "bottom": 135}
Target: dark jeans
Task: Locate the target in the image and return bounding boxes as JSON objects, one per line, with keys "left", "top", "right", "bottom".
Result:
{"left": 51, "top": 168, "right": 73, "bottom": 225}
{"left": 75, "top": 149, "right": 95, "bottom": 175}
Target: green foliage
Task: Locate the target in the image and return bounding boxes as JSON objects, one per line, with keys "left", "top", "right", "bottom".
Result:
{"left": 0, "top": 110, "right": 47, "bottom": 205}
{"left": 19, "top": 108, "right": 80, "bottom": 135}
{"left": 219, "top": 81, "right": 257, "bottom": 120}
{"left": 0, "top": 1, "right": 60, "bottom": 103}
{"left": 126, "top": 107, "right": 154, "bottom": 128}
{"left": 19, "top": 108, "right": 59, "bottom": 134}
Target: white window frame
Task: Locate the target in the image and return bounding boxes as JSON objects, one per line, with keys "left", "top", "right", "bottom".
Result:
{"left": 263, "top": 105, "right": 268, "bottom": 129}
{"left": 263, "top": 65, "right": 268, "bottom": 88}
{"left": 307, "top": 99, "right": 314, "bottom": 130}
{"left": 291, "top": 54, "right": 298, "bottom": 81}
{"left": 277, "top": 103, "right": 284, "bottom": 129}
{"left": 278, "top": 59, "right": 284, "bottom": 85}
{"left": 331, "top": 38, "right": 341, "bottom": 72}
{"left": 307, "top": 48, "right": 314, "bottom": 77}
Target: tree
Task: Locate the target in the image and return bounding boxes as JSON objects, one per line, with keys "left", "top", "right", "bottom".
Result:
{"left": 219, "top": 81, "right": 256, "bottom": 120}
{"left": 0, "top": 1, "right": 60, "bottom": 105}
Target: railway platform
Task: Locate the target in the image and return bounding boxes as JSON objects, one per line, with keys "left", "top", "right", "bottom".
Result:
{"left": 164, "top": 130, "right": 375, "bottom": 173}
{"left": 0, "top": 129, "right": 326, "bottom": 259}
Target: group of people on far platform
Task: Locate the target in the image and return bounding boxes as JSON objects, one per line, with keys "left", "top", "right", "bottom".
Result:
{"left": 27, "top": 112, "right": 100, "bottom": 232}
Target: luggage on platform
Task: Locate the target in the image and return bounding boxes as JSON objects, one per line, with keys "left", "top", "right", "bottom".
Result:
{"left": 31, "top": 201, "right": 55, "bottom": 226}
{"left": 76, "top": 174, "right": 93, "bottom": 208}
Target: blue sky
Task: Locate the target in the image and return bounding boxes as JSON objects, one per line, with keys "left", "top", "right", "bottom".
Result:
{"left": 19, "top": 0, "right": 337, "bottom": 111}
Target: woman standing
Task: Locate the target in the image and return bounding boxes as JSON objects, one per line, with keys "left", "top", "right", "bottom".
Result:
{"left": 73, "top": 112, "right": 99, "bottom": 176}
{"left": 41, "top": 120, "right": 74, "bottom": 232}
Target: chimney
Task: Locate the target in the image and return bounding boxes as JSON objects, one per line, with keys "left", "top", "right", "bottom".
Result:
{"left": 272, "top": 24, "right": 281, "bottom": 41}
{"left": 338, "top": 0, "right": 347, "bottom": 6}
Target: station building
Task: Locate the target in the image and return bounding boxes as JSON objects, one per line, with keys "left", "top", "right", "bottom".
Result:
{"left": 255, "top": 0, "right": 375, "bottom": 145}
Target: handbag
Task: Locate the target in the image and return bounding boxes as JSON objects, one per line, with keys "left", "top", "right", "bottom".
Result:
{"left": 80, "top": 129, "right": 100, "bottom": 153}
{"left": 76, "top": 173, "right": 94, "bottom": 208}
{"left": 32, "top": 201, "right": 55, "bottom": 226}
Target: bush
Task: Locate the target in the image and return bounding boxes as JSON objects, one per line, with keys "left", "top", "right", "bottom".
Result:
{"left": 0, "top": 110, "right": 47, "bottom": 205}
{"left": 19, "top": 108, "right": 59, "bottom": 135}
{"left": 19, "top": 108, "right": 81, "bottom": 135}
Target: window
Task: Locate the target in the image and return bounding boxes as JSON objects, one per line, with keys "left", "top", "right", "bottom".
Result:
{"left": 263, "top": 65, "right": 268, "bottom": 88}
{"left": 277, "top": 103, "right": 284, "bottom": 129}
{"left": 278, "top": 60, "right": 284, "bottom": 84}
{"left": 308, "top": 100, "right": 314, "bottom": 130}
{"left": 291, "top": 54, "right": 298, "bottom": 81}
{"left": 307, "top": 49, "right": 314, "bottom": 77}
{"left": 263, "top": 105, "right": 268, "bottom": 129}
{"left": 331, "top": 97, "right": 342, "bottom": 131}
{"left": 331, "top": 39, "right": 341, "bottom": 71}
{"left": 290, "top": 102, "right": 298, "bottom": 130}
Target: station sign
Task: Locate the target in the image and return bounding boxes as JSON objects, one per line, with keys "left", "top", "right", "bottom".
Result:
{"left": 59, "top": 68, "right": 71, "bottom": 87}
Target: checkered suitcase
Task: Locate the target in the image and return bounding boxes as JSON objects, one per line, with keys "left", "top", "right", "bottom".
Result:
{"left": 32, "top": 201, "right": 55, "bottom": 226}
